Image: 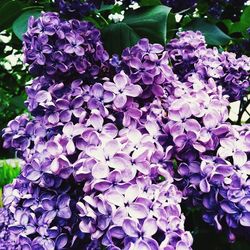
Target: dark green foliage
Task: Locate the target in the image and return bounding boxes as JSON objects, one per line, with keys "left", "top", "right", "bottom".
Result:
{"left": 13, "top": 9, "right": 42, "bottom": 40}
{"left": 102, "top": 6, "right": 171, "bottom": 54}
{"left": 185, "top": 19, "right": 231, "bottom": 46}
{"left": 0, "top": 160, "right": 20, "bottom": 206}
{"left": 102, "top": 22, "right": 140, "bottom": 55}
{"left": 0, "top": 160, "right": 20, "bottom": 189}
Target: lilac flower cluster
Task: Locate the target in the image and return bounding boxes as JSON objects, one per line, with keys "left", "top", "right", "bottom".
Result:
{"left": 162, "top": 32, "right": 250, "bottom": 240}
{"left": 2, "top": 114, "right": 31, "bottom": 152}
{"left": 1, "top": 12, "right": 193, "bottom": 249}
{"left": 118, "top": 31, "right": 250, "bottom": 241}
{"left": 166, "top": 31, "right": 250, "bottom": 101}
{"left": 1, "top": 72, "right": 192, "bottom": 248}
{"left": 2, "top": 11, "right": 250, "bottom": 248}
{"left": 174, "top": 124, "right": 250, "bottom": 241}
{"left": 0, "top": 72, "right": 192, "bottom": 249}
{"left": 0, "top": 176, "right": 87, "bottom": 249}
{"left": 23, "top": 12, "right": 109, "bottom": 79}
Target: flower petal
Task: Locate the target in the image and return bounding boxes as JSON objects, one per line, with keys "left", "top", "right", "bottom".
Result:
{"left": 55, "top": 234, "right": 68, "bottom": 249}
{"left": 240, "top": 212, "right": 250, "bottom": 227}
{"left": 128, "top": 203, "right": 148, "bottom": 219}
{"left": 142, "top": 218, "right": 157, "bottom": 237}
{"left": 233, "top": 150, "right": 247, "bottom": 167}
{"left": 92, "top": 162, "right": 109, "bottom": 179}
{"left": 114, "top": 94, "right": 127, "bottom": 108}
{"left": 122, "top": 218, "right": 139, "bottom": 237}
{"left": 124, "top": 85, "right": 142, "bottom": 97}
{"left": 105, "top": 190, "right": 124, "bottom": 207}
{"left": 114, "top": 72, "right": 129, "bottom": 90}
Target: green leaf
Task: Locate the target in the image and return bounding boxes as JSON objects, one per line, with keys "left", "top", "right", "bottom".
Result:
{"left": 99, "top": 3, "right": 114, "bottom": 12}
{"left": 84, "top": 16, "right": 102, "bottom": 29}
{"left": 240, "top": 6, "right": 250, "bottom": 29}
{"left": 0, "top": 160, "right": 20, "bottom": 189}
{"left": 13, "top": 9, "right": 41, "bottom": 40}
{"left": 196, "top": 1, "right": 209, "bottom": 15}
{"left": 110, "top": 4, "right": 123, "bottom": 14}
{"left": 102, "top": 23, "right": 140, "bottom": 55}
{"left": 228, "top": 6, "right": 250, "bottom": 37}
{"left": 123, "top": 5, "right": 171, "bottom": 45}
{"left": 140, "top": 0, "right": 161, "bottom": 6}
{"left": 181, "top": 15, "right": 193, "bottom": 27}
{"left": 185, "top": 19, "right": 231, "bottom": 46}
{"left": 10, "top": 93, "right": 27, "bottom": 110}
{"left": 167, "top": 12, "right": 176, "bottom": 40}
{"left": 101, "top": 6, "right": 171, "bottom": 55}
{"left": 97, "top": 2, "right": 122, "bottom": 13}
{"left": 0, "top": 0, "right": 23, "bottom": 31}
{"left": 223, "top": 19, "right": 234, "bottom": 32}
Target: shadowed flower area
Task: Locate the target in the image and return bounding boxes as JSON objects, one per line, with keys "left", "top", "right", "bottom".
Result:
{"left": 54, "top": 0, "right": 139, "bottom": 19}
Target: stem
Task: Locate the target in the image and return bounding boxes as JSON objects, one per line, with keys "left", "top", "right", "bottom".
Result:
{"left": 237, "top": 99, "right": 250, "bottom": 125}
{"left": 96, "top": 13, "right": 109, "bottom": 26}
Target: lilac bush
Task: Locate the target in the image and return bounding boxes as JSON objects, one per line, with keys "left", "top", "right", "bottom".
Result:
{"left": 1, "top": 11, "right": 250, "bottom": 250}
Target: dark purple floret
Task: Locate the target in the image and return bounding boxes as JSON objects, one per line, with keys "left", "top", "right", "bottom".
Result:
{"left": 23, "top": 12, "right": 109, "bottom": 80}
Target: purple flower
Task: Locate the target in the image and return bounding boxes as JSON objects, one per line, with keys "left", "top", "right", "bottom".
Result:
{"left": 122, "top": 217, "right": 158, "bottom": 248}
{"left": 23, "top": 12, "right": 109, "bottom": 78}
{"left": 103, "top": 71, "right": 142, "bottom": 108}
{"left": 42, "top": 193, "right": 72, "bottom": 219}
{"left": 86, "top": 138, "right": 125, "bottom": 179}
{"left": 105, "top": 185, "right": 149, "bottom": 220}
{"left": 56, "top": 95, "right": 85, "bottom": 122}
{"left": 129, "top": 57, "right": 156, "bottom": 85}
{"left": 62, "top": 122, "right": 85, "bottom": 154}
{"left": 54, "top": 0, "right": 96, "bottom": 19}
{"left": 92, "top": 170, "right": 128, "bottom": 192}
{"left": 64, "top": 32, "right": 85, "bottom": 56}
{"left": 8, "top": 209, "right": 36, "bottom": 235}
{"left": 88, "top": 83, "right": 114, "bottom": 116}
